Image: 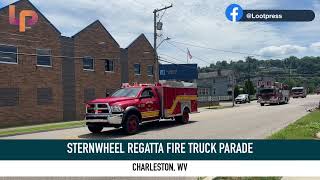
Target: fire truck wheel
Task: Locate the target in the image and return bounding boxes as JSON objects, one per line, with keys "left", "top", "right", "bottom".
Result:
{"left": 175, "top": 108, "right": 190, "bottom": 124}
{"left": 123, "top": 114, "right": 140, "bottom": 135}
{"left": 88, "top": 125, "right": 103, "bottom": 134}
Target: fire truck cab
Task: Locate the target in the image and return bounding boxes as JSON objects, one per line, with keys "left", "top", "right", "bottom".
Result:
{"left": 85, "top": 82, "right": 198, "bottom": 134}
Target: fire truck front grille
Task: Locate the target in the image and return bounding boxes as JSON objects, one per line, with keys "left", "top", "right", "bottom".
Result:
{"left": 98, "top": 104, "right": 108, "bottom": 108}
{"left": 86, "top": 103, "right": 110, "bottom": 114}
{"left": 87, "top": 109, "right": 95, "bottom": 114}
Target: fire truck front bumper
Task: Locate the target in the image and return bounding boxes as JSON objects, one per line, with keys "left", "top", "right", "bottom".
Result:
{"left": 85, "top": 114, "right": 123, "bottom": 125}
{"left": 258, "top": 99, "right": 279, "bottom": 104}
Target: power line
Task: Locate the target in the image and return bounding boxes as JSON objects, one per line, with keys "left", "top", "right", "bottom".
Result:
{"left": 0, "top": 42, "right": 120, "bottom": 56}
{"left": 165, "top": 40, "right": 212, "bottom": 64}
{"left": 0, "top": 50, "right": 119, "bottom": 60}
{"left": 159, "top": 54, "right": 188, "bottom": 64}
{"left": 170, "top": 40, "right": 286, "bottom": 59}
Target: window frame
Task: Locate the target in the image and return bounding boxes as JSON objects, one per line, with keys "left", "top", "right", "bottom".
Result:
{"left": 36, "top": 48, "right": 52, "bottom": 67}
{"left": 134, "top": 63, "right": 141, "bottom": 75}
{"left": 104, "top": 59, "right": 115, "bottom": 72}
{"left": 147, "top": 65, "right": 154, "bottom": 76}
{"left": 37, "top": 88, "right": 53, "bottom": 105}
{"left": 83, "top": 56, "right": 95, "bottom": 71}
{"left": 0, "top": 44, "right": 18, "bottom": 65}
{"left": 0, "top": 88, "right": 19, "bottom": 107}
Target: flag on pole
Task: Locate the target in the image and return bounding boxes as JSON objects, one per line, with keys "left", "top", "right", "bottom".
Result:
{"left": 187, "top": 48, "right": 193, "bottom": 60}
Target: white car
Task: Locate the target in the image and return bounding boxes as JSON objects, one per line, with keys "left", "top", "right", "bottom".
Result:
{"left": 235, "top": 94, "right": 250, "bottom": 104}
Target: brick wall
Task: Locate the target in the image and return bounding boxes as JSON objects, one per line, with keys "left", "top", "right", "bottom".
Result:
{"left": 73, "top": 20, "right": 121, "bottom": 120}
{"left": 0, "top": 0, "right": 63, "bottom": 128}
{"left": 0, "top": 0, "right": 153, "bottom": 128}
{"left": 126, "top": 34, "right": 156, "bottom": 84}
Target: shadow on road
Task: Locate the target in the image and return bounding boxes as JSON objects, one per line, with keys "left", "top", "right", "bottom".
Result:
{"left": 78, "top": 120, "right": 197, "bottom": 139}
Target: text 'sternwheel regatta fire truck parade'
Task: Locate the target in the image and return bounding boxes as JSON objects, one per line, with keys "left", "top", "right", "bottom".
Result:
{"left": 85, "top": 82, "right": 198, "bottom": 134}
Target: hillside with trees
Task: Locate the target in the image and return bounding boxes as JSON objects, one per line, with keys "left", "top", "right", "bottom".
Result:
{"left": 199, "top": 56, "right": 320, "bottom": 93}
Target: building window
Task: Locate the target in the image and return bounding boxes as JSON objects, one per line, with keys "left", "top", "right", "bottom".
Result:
{"left": 37, "top": 49, "right": 52, "bottom": 67}
{"left": 147, "top": 65, "right": 153, "bottom": 76}
{"left": 83, "top": 57, "right": 94, "bottom": 71}
{"left": 205, "top": 88, "right": 209, "bottom": 95}
{"left": 198, "top": 88, "right": 209, "bottom": 96}
{"left": 0, "top": 44, "right": 17, "bottom": 64}
{"left": 105, "top": 59, "right": 114, "bottom": 72}
{"left": 134, "top": 64, "right": 141, "bottom": 75}
{"left": 84, "top": 88, "right": 95, "bottom": 102}
{"left": 37, "top": 88, "right": 53, "bottom": 105}
{"left": 0, "top": 88, "right": 19, "bottom": 107}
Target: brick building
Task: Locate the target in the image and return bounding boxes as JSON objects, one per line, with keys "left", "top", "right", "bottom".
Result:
{"left": 120, "top": 34, "right": 156, "bottom": 84}
{"left": 0, "top": 0, "right": 155, "bottom": 128}
{"left": 72, "top": 20, "right": 121, "bottom": 120}
{"left": 0, "top": 0, "right": 63, "bottom": 128}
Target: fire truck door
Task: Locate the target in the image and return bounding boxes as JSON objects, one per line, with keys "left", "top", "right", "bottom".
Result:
{"left": 139, "top": 88, "right": 160, "bottom": 120}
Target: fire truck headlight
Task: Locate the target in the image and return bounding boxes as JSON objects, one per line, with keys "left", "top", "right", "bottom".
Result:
{"left": 111, "top": 105, "right": 124, "bottom": 113}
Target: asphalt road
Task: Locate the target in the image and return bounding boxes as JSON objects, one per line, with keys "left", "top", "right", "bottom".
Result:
{"left": 3, "top": 95, "right": 320, "bottom": 139}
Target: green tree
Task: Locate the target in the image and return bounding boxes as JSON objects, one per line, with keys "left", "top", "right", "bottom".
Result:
{"left": 234, "top": 85, "right": 240, "bottom": 98}
{"left": 244, "top": 81, "right": 255, "bottom": 95}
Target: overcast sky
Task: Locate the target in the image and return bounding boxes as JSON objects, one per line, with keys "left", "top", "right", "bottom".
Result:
{"left": 1, "top": 0, "right": 320, "bottom": 67}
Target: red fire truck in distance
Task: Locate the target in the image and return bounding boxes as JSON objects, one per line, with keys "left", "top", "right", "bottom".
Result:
{"left": 85, "top": 82, "right": 198, "bottom": 134}
{"left": 257, "top": 81, "right": 290, "bottom": 106}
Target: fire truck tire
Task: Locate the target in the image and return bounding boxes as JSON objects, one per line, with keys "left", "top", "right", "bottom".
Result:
{"left": 88, "top": 125, "right": 103, "bottom": 133}
{"left": 123, "top": 114, "right": 140, "bottom": 135}
{"left": 260, "top": 103, "right": 265, "bottom": 106}
{"left": 175, "top": 108, "right": 190, "bottom": 124}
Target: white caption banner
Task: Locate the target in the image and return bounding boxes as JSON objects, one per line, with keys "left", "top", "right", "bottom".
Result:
{"left": 0, "top": 161, "right": 320, "bottom": 177}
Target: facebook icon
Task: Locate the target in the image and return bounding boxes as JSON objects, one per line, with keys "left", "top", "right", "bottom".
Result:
{"left": 225, "top": 4, "right": 243, "bottom": 22}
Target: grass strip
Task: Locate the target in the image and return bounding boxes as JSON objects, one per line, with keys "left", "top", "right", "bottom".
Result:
{"left": 269, "top": 110, "right": 320, "bottom": 139}
{"left": 0, "top": 121, "right": 85, "bottom": 137}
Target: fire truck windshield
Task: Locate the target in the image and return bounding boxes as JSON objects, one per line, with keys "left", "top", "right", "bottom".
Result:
{"left": 259, "top": 88, "right": 275, "bottom": 94}
{"left": 111, "top": 88, "right": 141, "bottom": 98}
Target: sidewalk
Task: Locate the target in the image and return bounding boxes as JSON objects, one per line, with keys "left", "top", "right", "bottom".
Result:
{"left": 198, "top": 102, "right": 235, "bottom": 113}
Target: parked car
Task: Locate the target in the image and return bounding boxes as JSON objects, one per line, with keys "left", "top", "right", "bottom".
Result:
{"left": 235, "top": 94, "right": 250, "bottom": 104}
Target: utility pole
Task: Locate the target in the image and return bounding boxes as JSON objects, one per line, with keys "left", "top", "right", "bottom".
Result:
{"left": 247, "top": 56, "right": 254, "bottom": 82}
{"left": 153, "top": 4, "right": 173, "bottom": 82}
{"left": 232, "top": 72, "right": 235, "bottom": 107}
{"left": 246, "top": 56, "right": 254, "bottom": 96}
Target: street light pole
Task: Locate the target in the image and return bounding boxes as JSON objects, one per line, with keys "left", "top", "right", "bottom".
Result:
{"left": 153, "top": 4, "right": 173, "bottom": 83}
{"left": 157, "top": 37, "right": 171, "bottom": 49}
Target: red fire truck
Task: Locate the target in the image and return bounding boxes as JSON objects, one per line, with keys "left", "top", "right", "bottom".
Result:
{"left": 85, "top": 83, "right": 198, "bottom": 134}
{"left": 257, "top": 81, "right": 290, "bottom": 106}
